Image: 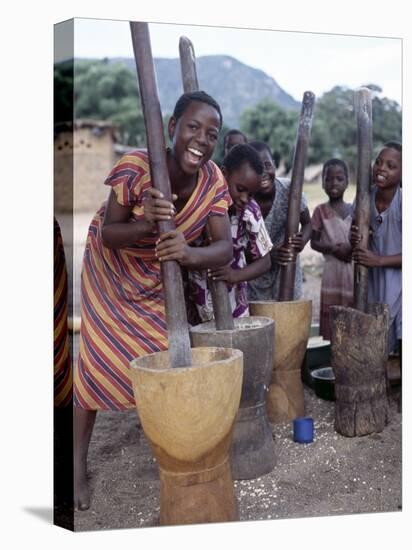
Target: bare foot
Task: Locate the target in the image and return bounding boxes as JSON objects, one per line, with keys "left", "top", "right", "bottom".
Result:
{"left": 74, "top": 407, "right": 97, "bottom": 511}
{"left": 74, "top": 468, "right": 90, "bottom": 511}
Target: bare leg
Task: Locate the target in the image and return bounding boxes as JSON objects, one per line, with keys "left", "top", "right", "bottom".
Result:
{"left": 74, "top": 406, "right": 96, "bottom": 511}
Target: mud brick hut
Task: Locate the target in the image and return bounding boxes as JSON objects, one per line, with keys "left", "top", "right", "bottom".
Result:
{"left": 54, "top": 119, "right": 133, "bottom": 214}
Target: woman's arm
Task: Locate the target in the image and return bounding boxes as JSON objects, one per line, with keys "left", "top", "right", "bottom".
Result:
{"left": 210, "top": 253, "right": 271, "bottom": 284}
{"left": 311, "top": 231, "right": 352, "bottom": 262}
{"left": 101, "top": 188, "right": 176, "bottom": 249}
{"left": 353, "top": 248, "right": 402, "bottom": 268}
{"left": 310, "top": 229, "right": 333, "bottom": 255}
{"left": 351, "top": 225, "right": 401, "bottom": 267}
{"left": 155, "top": 214, "right": 233, "bottom": 270}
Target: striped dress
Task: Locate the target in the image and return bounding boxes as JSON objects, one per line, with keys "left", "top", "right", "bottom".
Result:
{"left": 74, "top": 150, "right": 231, "bottom": 411}
{"left": 54, "top": 217, "right": 72, "bottom": 407}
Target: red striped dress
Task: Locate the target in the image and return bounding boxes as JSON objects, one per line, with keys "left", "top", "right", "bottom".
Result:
{"left": 54, "top": 217, "right": 72, "bottom": 407}
{"left": 74, "top": 150, "right": 231, "bottom": 411}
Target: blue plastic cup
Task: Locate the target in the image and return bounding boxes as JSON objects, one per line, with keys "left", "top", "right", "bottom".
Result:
{"left": 293, "top": 416, "right": 314, "bottom": 443}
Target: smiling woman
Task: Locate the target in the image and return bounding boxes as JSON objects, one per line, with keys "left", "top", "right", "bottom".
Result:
{"left": 73, "top": 90, "right": 233, "bottom": 512}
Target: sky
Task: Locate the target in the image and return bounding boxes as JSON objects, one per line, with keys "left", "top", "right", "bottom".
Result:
{"left": 64, "top": 17, "right": 403, "bottom": 105}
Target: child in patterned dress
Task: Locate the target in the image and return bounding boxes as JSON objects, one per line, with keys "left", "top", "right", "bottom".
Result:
{"left": 189, "top": 143, "right": 273, "bottom": 320}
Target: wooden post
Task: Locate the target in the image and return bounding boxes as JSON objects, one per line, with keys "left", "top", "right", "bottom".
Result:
{"left": 130, "top": 22, "right": 192, "bottom": 368}
{"left": 179, "top": 36, "right": 199, "bottom": 92}
{"left": 278, "top": 91, "right": 315, "bottom": 302}
{"left": 179, "top": 35, "right": 235, "bottom": 330}
{"left": 353, "top": 87, "right": 373, "bottom": 312}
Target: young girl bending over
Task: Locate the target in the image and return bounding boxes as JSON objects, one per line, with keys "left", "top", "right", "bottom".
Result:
{"left": 310, "top": 159, "right": 353, "bottom": 340}
{"left": 74, "top": 91, "right": 233, "bottom": 511}
{"left": 351, "top": 141, "right": 402, "bottom": 355}
{"left": 189, "top": 143, "right": 272, "bottom": 320}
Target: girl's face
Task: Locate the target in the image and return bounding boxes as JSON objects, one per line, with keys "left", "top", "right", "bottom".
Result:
{"left": 224, "top": 133, "right": 247, "bottom": 156}
{"left": 225, "top": 163, "right": 262, "bottom": 209}
{"left": 168, "top": 101, "right": 220, "bottom": 175}
{"left": 323, "top": 164, "right": 348, "bottom": 200}
{"left": 257, "top": 149, "right": 276, "bottom": 194}
{"left": 373, "top": 147, "right": 401, "bottom": 190}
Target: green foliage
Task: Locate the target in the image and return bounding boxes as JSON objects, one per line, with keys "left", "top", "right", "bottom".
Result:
{"left": 240, "top": 100, "right": 299, "bottom": 172}
{"left": 54, "top": 60, "right": 73, "bottom": 124}
{"left": 241, "top": 85, "right": 401, "bottom": 177}
{"left": 72, "top": 59, "right": 145, "bottom": 146}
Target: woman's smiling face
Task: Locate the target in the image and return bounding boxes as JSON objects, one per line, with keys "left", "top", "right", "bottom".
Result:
{"left": 257, "top": 149, "right": 276, "bottom": 194}
{"left": 168, "top": 101, "right": 220, "bottom": 175}
{"left": 373, "top": 147, "right": 402, "bottom": 190}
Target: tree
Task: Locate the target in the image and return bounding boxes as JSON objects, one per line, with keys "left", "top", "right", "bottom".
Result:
{"left": 54, "top": 59, "right": 146, "bottom": 146}
{"left": 239, "top": 85, "right": 401, "bottom": 177}
{"left": 240, "top": 99, "right": 299, "bottom": 172}
{"left": 54, "top": 60, "right": 73, "bottom": 124}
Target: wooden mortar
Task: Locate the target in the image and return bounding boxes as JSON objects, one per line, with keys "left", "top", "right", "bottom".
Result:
{"left": 129, "top": 346, "right": 243, "bottom": 526}
{"left": 190, "top": 317, "right": 275, "bottom": 480}
{"left": 249, "top": 300, "right": 312, "bottom": 423}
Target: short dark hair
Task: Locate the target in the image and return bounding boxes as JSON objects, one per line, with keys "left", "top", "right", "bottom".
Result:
{"left": 322, "top": 158, "right": 349, "bottom": 180}
{"left": 223, "top": 129, "right": 247, "bottom": 147}
{"left": 222, "top": 143, "right": 264, "bottom": 176}
{"left": 383, "top": 141, "right": 402, "bottom": 154}
{"left": 172, "top": 91, "right": 223, "bottom": 128}
{"left": 248, "top": 140, "right": 273, "bottom": 158}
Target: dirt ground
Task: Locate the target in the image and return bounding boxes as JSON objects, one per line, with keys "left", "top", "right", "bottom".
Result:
{"left": 71, "top": 375, "right": 401, "bottom": 532}
{"left": 68, "top": 251, "right": 402, "bottom": 532}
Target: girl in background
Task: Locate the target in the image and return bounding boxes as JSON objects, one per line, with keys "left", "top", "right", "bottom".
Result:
{"left": 351, "top": 141, "right": 402, "bottom": 355}
{"left": 310, "top": 158, "right": 353, "bottom": 341}
{"left": 223, "top": 128, "right": 247, "bottom": 156}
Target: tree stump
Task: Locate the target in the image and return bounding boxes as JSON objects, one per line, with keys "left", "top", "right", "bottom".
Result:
{"left": 330, "top": 303, "right": 390, "bottom": 437}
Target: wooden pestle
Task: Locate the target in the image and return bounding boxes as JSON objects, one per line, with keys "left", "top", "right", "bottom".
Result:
{"left": 278, "top": 91, "right": 315, "bottom": 302}
{"left": 179, "top": 35, "right": 235, "bottom": 330}
{"left": 130, "top": 22, "right": 192, "bottom": 368}
{"left": 353, "top": 87, "right": 373, "bottom": 312}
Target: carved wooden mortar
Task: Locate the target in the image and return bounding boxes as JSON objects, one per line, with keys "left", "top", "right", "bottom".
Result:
{"left": 190, "top": 317, "right": 275, "bottom": 480}
{"left": 249, "top": 300, "right": 312, "bottom": 423}
{"left": 129, "top": 347, "right": 243, "bottom": 526}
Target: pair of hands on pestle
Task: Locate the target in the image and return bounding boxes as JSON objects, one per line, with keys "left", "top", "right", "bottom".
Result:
{"left": 143, "top": 188, "right": 232, "bottom": 270}
{"left": 350, "top": 225, "right": 381, "bottom": 267}
{"left": 271, "top": 233, "right": 304, "bottom": 267}
{"left": 143, "top": 188, "right": 190, "bottom": 265}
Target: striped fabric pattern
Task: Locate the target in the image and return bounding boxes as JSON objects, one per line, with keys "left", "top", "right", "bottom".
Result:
{"left": 54, "top": 217, "right": 72, "bottom": 408}
{"left": 74, "top": 150, "right": 230, "bottom": 410}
